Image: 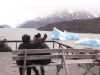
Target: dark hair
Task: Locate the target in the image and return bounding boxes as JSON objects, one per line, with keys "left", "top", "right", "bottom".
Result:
{"left": 35, "top": 33, "right": 41, "bottom": 38}
{"left": 22, "top": 34, "right": 30, "bottom": 43}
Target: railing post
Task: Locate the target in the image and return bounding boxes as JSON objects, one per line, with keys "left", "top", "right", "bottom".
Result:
{"left": 16, "top": 42, "right": 17, "bottom": 50}
{"left": 58, "top": 44, "right": 61, "bottom": 55}
{"left": 59, "top": 44, "right": 61, "bottom": 49}
{"left": 53, "top": 41, "right": 55, "bottom": 49}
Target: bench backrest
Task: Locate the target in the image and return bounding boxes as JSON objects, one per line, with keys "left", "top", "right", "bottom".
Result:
{"left": 13, "top": 49, "right": 100, "bottom": 61}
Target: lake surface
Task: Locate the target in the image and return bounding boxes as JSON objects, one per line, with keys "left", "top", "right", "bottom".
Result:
{"left": 0, "top": 28, "right": 100, "bottom": 50}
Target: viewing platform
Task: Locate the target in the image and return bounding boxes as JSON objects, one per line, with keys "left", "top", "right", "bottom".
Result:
{"left": 0, "top": 40, "right": 100, "bottom": 75}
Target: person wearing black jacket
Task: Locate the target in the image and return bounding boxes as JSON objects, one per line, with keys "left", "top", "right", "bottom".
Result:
{"left": 17, "top": 34, "right": 47, "bottom": 75}
{"left": 33, "top": 33, "right": 51, "bottom": 75}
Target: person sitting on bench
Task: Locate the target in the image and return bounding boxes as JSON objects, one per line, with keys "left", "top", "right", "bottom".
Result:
{"left": 32, "top": 33, "right": 51, "bottom": 75}
{"left": 16, "top": 34, "right": 47, "bottom": 75}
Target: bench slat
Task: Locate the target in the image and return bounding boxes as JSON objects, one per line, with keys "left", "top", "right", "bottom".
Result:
{"left": 13, "top": 55, "right": 61, "bottom": 60}
{"left": 13, "top": 49, "right": 100, "bottom": 55}
{"left": 13, "top": 49, "right": 62, "bottom": 55}
{"left": 13, "top": 54, "right": 100, "bottom": 61}
{"left": 12, "top": 59, "right": 97, "bottom": 68}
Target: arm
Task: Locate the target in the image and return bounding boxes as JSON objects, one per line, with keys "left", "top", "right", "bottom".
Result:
{"left": 35, "top": 34, "right": 47, "bottom": 44}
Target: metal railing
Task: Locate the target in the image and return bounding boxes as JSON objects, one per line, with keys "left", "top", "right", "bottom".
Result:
{"left": 0, "top": 40, "right": 72, "bottom": 50}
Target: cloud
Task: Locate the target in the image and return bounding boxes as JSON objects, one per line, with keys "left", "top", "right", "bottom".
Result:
{"left": 0, "top": 0, "right": 100, "bottom": 27}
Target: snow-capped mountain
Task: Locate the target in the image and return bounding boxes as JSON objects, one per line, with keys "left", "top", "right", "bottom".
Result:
{"left": 17, "top": 10, "right": 96, "bottom": 28}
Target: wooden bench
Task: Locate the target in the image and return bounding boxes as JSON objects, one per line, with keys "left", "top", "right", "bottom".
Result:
{"left": 12, "top": 49, "right": 100, "bottom": 75}
{"left": 13, "top": 49, "right": 70, "bottom": 75}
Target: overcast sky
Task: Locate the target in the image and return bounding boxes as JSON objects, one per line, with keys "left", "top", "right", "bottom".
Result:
{"left": 0, "top": 0, "right": 100, "bottom": 28}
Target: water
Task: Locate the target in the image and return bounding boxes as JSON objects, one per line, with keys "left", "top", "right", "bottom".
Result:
{"left": 0, "top": 28, "right": 100, "bottom": 50}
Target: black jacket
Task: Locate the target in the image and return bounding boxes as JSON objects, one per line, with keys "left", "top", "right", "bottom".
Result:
{"left": 17, "top": 39, "right": 51, "bottom": 66}
{"left": 32, "top": 42, "right": 51, "bottom": 65}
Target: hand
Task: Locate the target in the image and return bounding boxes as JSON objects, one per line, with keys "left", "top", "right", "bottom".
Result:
{"left": 43, "top": 34, "right": 47, "bottom": 40}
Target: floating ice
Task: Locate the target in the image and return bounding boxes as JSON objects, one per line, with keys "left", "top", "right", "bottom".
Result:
{"left": 75, "top": 38, "right": 100, "bottom": 46}
{"left": 51, "top": 27, "right": 66, "bottom": 40}
{"left": 51, "top": 27, "right": 80, "bottom": 40}
{"left": 64, "top": 31, "right": 80, "bottom": 40}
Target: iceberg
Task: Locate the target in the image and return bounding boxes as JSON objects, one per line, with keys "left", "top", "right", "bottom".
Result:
{"left": 51, "top": 27, "right": 66, "bottom": 40}
{"left": 64, "top": 31, "right": 80, "bottom": 40}
{"left": 75, "top": 38, "right": 100, "bottom": 46}
{"left": 51, "top": 27, "right": 80, "bottom": 40}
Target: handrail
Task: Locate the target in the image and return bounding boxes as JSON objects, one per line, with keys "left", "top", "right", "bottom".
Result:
{"left": 0, "top": 40, "right": 22, "bottom": 42}
{"left": 0, "top": 40, "right": 54, "bottom": 42}
{"left": 53, "top": 41, "right": 73, "bottom": 49}
{"left": 0, "top": 40, "right": 73, "bottom": 50}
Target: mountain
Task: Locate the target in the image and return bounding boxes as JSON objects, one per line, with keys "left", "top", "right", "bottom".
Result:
{"left": 0, "top": 25, "right": 11, "bottom": 28}
{"left": 38, "top": 17, "right": 100, "bottom": 33}
{"left": 17, "top": 10, "right": 95, "bottom": 28}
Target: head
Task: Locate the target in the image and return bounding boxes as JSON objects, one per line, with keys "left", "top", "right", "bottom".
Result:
{"left": 35, "top": 33, "right": 41, "bottom": 39}
{"left": 22, "top": 34, "right": 30, "bottom": 43}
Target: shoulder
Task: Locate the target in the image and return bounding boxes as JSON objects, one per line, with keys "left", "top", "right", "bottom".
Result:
{"left": 18, "top": 43, "right": 24, "bottom": 49}
{"left": 19, "top": 43, "right": 23, "bottom": 47}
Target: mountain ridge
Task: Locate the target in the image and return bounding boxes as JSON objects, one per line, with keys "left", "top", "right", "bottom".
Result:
{"left": 38, "top": 17, "right": 100, "bottom": 33}
{"left": 17, "top": 10, "right": 95, "bottom": 28}
{"left": 0, "top": 25, "right": 11, "bottom": 28}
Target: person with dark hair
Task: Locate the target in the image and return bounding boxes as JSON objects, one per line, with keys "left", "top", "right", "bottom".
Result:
{"left": 32, "top": 33, "right": 51, "bottom": 75}
{"left": 17, "top": 34, "right": 47, "bottom": 75}
{"left": 33, "top": 33, "right": 41, "bottom": 42}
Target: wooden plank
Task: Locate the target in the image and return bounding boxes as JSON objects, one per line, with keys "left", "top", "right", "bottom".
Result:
{"left": 13, "top": 49, "right": 100, "bottom": 55}
{"left": 61, "top": 48, "right": 69, "bottom": 75}
{"left": 13, "top": 49, "right": 62, "bottom": 55}
{"left": 23, "top": 51, "right": 27, "bottom": 75}
{"left": 66, "top": 49, "right": 100, "bottom": 53}
{"left": 65, "top": 54, "right": 100, "bottom": 59}
{"left": 13, "top": 59, "right": 96, "bottom": 68}
{"left": 65, "top": 59, "right": 95, "bottom": 64}
{"left": 13, "top": 55, "right": 62, "bottom": 61}
{"left": 13, "top": 54, "right": 100, "bottom": 61}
